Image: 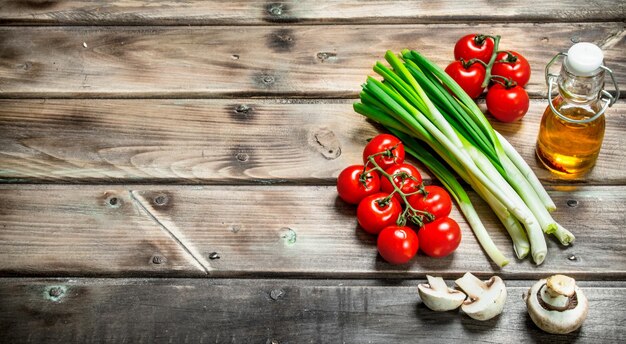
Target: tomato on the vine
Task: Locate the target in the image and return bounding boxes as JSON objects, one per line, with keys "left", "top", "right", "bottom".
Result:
{"left": 377, "top": 226, "right": 419, "bottom": 265}
{"left": 444, "top": 61, "right": 486, "bottom": 99}
{"left": 336, "top": 165, "right": 380, "bottom": 204}
{"left": 454, "top": 34, "right": 494, "bottom": 64}
{"left": 380, "top": 163, "right": 423, "bottom": 203}
{"left": 357, "top": 193, "right": 402, "bottom": 235}
{"left": 362, "top": 134, "right": 405, "bottom": 170}
{"left": 491, "top": 51, "right": 531, "bottom": 87}
{"left": 418, "top": 217, "right": 462, "bottom": 258}
{"left": 486, "top": 83, "right": 529, "bottom": 122}
{"left": 407, "top": 185, "right": 452, "bottom": 220}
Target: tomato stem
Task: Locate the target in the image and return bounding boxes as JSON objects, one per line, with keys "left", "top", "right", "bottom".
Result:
{"left": 462, "top": 58, "right": 488, "bottom": 69}
{"left": 364, "top": 151, "right": 435, "bottom": 228}
{"left": 489, "top": 75, "right": 517, "bottom": 89}
{"left": 481, "top": 35, "right": 501, "bottom": 88}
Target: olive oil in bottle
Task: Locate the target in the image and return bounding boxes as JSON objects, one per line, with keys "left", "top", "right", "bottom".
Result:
{"left": 536, "top": 43, "right": 618, "bottom": 178}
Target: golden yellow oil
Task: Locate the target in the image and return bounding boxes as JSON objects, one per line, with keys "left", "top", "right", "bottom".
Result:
{"left": 536, "top": 98, "right": 605, "bottom": 177}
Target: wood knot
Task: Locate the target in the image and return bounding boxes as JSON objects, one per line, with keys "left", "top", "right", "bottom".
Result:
{"left": 566, "top": 199, "right": 578, "bottom": 207}
{"left": 268, "top": 28, "right": 295, "bottom": 53}
{"left": 309, "top": 128, "right": 341, "bottom": 160}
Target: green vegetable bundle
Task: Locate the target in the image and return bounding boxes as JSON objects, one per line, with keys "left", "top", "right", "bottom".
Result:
{"left": 354, "top": 50, "right": 574, "bottom": 266}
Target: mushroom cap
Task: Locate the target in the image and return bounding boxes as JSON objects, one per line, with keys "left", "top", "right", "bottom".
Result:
{"left": 526, "top": 278, "right": 589, "bottom": 334}
{"left": 459, "top": 276, "right": 507, "bottom": 321}
{"left": 418, "top": 280, "right": 466, "bottom": 312}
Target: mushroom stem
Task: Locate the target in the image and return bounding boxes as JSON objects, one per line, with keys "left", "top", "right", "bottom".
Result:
{"left": 455, "top": 272, "right": 486, "bottom": 299}
{"left": 427, "top": 275, "right": 450, "bottom": 292}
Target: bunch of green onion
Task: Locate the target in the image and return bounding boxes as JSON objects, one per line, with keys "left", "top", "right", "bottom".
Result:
{"left": 354, "top": 50, "right": 574, "bottom": 266}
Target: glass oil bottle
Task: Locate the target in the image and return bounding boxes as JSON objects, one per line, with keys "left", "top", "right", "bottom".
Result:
{"left": 536, "top": 43, "right": 620, "bottom": 177}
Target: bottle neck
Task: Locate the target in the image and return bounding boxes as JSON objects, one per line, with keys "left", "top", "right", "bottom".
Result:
{"left": 557, "top": 66, "right": 605, "bottom": 105}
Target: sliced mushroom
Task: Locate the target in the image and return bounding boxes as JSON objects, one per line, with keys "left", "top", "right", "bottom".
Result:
{"left": 455, "top": 272, "right": 507, "bottom": 321}
{"left": 418, "top": 275, "right": 466, "bottom": 311}
{"left": 524, "top": 274, "right": 588, "bottom": 334}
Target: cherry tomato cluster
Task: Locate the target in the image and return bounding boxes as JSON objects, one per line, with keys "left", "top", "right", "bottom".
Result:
{"left": 336, "top": 134, "right": 462, "bottom": 265}
{"left": 446, "top": 34, "right": 531, "bottom": 122}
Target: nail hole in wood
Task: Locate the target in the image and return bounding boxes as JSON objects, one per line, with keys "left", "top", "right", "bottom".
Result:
{"left": 154, "top": 195, "right": 168, "bottom": 206}
{"left": 209, "top": 252, "right": 220, "bottom": 260}
{"left": 231, "top": 54, "right": 240, "bottom": 60}
{"left": 267, "top": 3, "right": 284, "bottom": 16}
{"left": 568, "top": 254, "right": 577, "bottom": 261}
{"left": 270, "top": 288, "right": 285, "bottom": 300}
{"left": 566, "top": 199, "right": 578, "bottom": 207}
{"left": 316, "top": 52, "right": 337, "bottom": 62}
{"left": 44, "top": 285, "right": 67, "bottom": 302}
{"left": 106, "top": 196, "right": 122, "bottom": 208}
{"left": 152, "top": 255, "right": 166, "bottom": 264}
{"left": 263, "top": 75, "right": 275, "bottom": 84}
{"left": 234, "top": 104, "right": 252, "bottom": 115}
{"left": 235, "top": 152, "right": 249, "bottom": 162}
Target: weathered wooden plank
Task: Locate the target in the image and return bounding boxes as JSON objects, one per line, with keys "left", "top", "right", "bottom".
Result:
{"left": 1, "top": 185, "right": 624, "bottom": 278}
{"left": 0, "top": 24, "right": 623, "bottom": 98}
{"left": 1, "top": 278, "right": 624, "bottom": 343}
{"left": 1, "top": 99, "right": 624, "bottom": 185}
{"left": 0, "top": 0, "right": 624, "bottom": 25}
{"left": 0, "top": 186, "right": 207, "bottom": 276}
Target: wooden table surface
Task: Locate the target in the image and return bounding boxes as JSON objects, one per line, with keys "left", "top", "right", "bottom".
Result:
{"left": 1, "top": 1, "right": 625, "bottom": 343}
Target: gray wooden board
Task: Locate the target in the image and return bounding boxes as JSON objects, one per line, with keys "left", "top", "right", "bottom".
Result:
{"left": 0, "top": 24, "right": 623, "bottom": 98}
{"left": 1, "top": 185, "right": 624, "bottom": 279}
{"left": 1, "top": 99, "right": 624, "bottom": 185}
{"left": 0, "top": 0, "right": 624, "bottom": 25}
{"left": 0, "top": 278, "right": 624, "bottom": 343}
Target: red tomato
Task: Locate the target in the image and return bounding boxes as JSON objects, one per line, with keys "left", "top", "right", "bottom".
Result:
{"left": 336, "top": 165, "right": 381, "bottom": 204}
{"left": 418, "top": 217, "right": 462, "bottom": 258}
{"left": 363, "top": 134, "right": 405, "bottom": 170}
{"left": 486, "top": 84, "right": 530, "bottom": 122}
{"left": 380, "top": 163, "right": 423, "bottom": 203}
{"left": 454, "top": 34, "right": 495, "bottom": 64}
{"left": 357, "top": 193, "right": 402, "bottom": 235}
{"left": 407, "top": 185, "right": 452, "bottom": 220}
{"left": 444, "top": 61, "right": 486, "bottom": 99}
{"left": 491, "top": 51, "right": 531, "bottom": 87}
{"left": 377, "top": 226, "right": 419, "bottom": 265}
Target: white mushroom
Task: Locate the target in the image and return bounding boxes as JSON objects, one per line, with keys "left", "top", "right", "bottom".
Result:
{"left": 418, "top": 275, "right": 466, "bottom": 311}
{"left": 454, "top": 272, "right": 507, "bottom": 321}
{"left": 524, "top": 274, "right": 588, "bottom": 334}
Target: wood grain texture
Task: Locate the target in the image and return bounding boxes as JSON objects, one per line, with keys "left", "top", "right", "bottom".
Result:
{"left": 1, "top": 185, "right": 624, "bottom": 279}
{"left": 0, "top": 0, "right": 624, "bottom": 25}
{"left": 0, "top": 24, "right": 623, "bottom": 98}
{"left": 1, "top": 278, "right": 624, "bottom": 343}
{"left": 1, "top": 99, "right": 624, "bottom": 185}
{"left": 0, "top": 186, "right": 207, "bottom": 276}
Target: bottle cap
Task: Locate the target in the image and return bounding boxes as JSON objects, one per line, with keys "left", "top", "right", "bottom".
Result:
{"left": 564, "top": 42, "right": 604, "bottom": 76}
